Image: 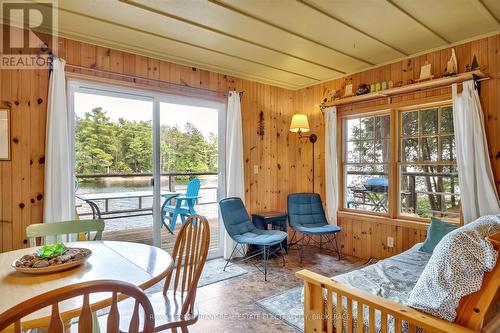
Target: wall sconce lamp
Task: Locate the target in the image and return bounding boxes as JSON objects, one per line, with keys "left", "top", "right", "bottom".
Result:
{"left": 290, "top": 114, "right": 317, "bottom": 193}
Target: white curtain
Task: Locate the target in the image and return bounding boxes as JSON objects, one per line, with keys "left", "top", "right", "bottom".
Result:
{"left": 44, "top": 58, "right": 73, "bottom": 231}
{"left": 452, "top": 81, "right": 500, "bottom": 223}
{"left": 325, "top": 106, "right": 339, "bottom": 225}
{"left": 223, "top": 91, "right": 246, "bottom": 259}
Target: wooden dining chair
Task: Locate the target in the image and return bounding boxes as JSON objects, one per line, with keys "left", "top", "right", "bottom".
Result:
{"left": 118, "top": 214, "right": 210, "bottom": 333}
{"left": 0, "top": 279, "right": 155, "bottom": 333}
{"left": 26, "top": 219, "right": 105, "bottom": 246}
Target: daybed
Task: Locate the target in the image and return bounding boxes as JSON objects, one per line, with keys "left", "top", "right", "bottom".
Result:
{"left": 296, "top": 219, "right": 500, "bottom": 333}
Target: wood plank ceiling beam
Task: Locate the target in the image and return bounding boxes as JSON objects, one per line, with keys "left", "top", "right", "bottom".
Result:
{"left": 297, "top": 0, "right": 409, "bottom": 57}
{"left": 55, "top": 7, "right": 321, "bottom": 85}
{"left": 472, "top": 0, "right": 500, "bottom": 28}
{"left": 209, "top": 0, "right": 376, "bottom": 66}
{"left": 385, "top": 0, "right": 451, "bottom": 44}
{"left": 118, "top": 0, "right": 347, "bottom": 74}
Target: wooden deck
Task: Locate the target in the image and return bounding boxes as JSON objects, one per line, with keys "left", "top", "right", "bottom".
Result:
{"left": 101, "top": 217, "right": 220, "bottom": 253}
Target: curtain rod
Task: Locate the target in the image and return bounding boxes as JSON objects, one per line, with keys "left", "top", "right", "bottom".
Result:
{"left": 64, "top": 63, "right": 233, "bottom": 97}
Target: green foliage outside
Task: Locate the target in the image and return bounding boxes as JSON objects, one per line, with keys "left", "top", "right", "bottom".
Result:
{"left": 75, "top": 107, "right": 218, "bottom": 175}
{"left": 347, "top": 106, "right": 460, "bottom": 218}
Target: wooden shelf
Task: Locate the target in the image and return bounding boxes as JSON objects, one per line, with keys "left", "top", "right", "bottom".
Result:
{"left": 322, "top": 70, "right": 488, "bottom": 108}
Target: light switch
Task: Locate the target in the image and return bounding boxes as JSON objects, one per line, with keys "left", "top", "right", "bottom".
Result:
{"left": 253, "top": 165, "right": 259, "bottom": 174}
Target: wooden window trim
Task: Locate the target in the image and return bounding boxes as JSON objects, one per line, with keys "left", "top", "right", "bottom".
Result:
{"left": 340, "top": 110, "right": 392, "bottom": 218}
{"left": 397, "top": 102, "right": 461, "bottom": 223}
{"left": 338, "top": 99, "right": 462, "bottom": 225}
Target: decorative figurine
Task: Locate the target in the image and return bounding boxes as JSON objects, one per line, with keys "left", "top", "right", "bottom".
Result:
{"left": 322, "top": 88, "right": 329, "bottom": 103}
{"left": 407, "top": 79, "right": 414, "bottom": 85}
{"left": 370, "top": 83, "right": 376, "bottom": 93}
{"left": 396, "top": 81, "right": 403, "bottom": 87}
{"left": 375, "top": 82, "right": 381, "bottom": 91}
{"left": 356, "top": 84, "right": 370, "bottom": 95}
{"left": 323, "top": 89, "right": 328, "bottom": 103}
{"left": 465, "top": 64, "right": 471, "bottom": 72}
{"left": 417, "top": 61, "right": 433, "bottom": 81}
{"left": 443, "top": 48, "right": 458, "bottom": 77}
{"left": 331, "top": 89, "right": 340, "bottom": 100}
{"left": 388, "top": 80, "right": 394, "bottom": 89}
{"left": 344, "top": 78, "right": 353, "bottom": 97}
{"left": 471, "top": 55, "right": 480, "bottom": 71}
{"left": 381, "top": 81, "right": 388, "bottom": 90}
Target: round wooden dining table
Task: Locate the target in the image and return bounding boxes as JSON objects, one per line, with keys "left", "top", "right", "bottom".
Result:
{"left": 0, "top": 241, "right": 173, "bottom": 330}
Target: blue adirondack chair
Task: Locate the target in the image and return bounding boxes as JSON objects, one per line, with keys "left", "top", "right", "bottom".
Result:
{"left": 161, "top": 178, "right": 201, "bottom": 233}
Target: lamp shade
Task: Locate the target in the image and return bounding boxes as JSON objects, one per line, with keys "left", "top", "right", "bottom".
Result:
{"left": 290, "top": 114, "right": 310, "bottom": 133}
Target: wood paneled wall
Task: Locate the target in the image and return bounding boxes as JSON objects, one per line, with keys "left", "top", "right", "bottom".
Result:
{"left": 1, "top": 33, "right": 499, "bottom": 258}
{"left": 0, "top": 68, "right": 48, "bottom": 251}
{"left": 296, "top": 34, "right": 500, "bottom": 259}
{"left": 0, "top": 36, "right": 304, "bottom": 251}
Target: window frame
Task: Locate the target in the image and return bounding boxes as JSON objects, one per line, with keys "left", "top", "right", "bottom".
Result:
{"left": 396, "top": 102, "right": 460, "bottom": 223}
{"left": 338, "top": 100, "right": 462, "bottom": 224}
{"left": 340, "top": 109, "right": 395, "bottom": 218}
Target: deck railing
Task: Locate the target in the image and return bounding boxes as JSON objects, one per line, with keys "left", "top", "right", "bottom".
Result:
{"left": 346, "top": 170, "right": 459, "bottom": 217}
{"left": 75, "top": 172, "right": 218, "bottom": 220}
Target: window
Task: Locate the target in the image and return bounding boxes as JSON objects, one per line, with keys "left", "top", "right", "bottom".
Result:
{"left": 399, "top": 106, "right": 460, "bottom": 221}
{"left": 343, "top": 114, "right": 391, "bottom": 214}
{"left": 341, "top": 103, "right": 461, "bottom": 222}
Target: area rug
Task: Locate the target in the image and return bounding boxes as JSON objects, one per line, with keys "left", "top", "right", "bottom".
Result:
{"left": 146, "top": 257, "right": 248, "bottom": 293}
{"left": 255, "top": 258, "right": 378, "bottom": 332}
{"left": 197, "top": 257, "right": 248, "bottom": 287}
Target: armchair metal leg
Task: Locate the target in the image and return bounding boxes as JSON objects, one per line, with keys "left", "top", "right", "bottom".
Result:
{"left": 299, "top": 238, "right": 304, "bottom": 264}
{"left": 263, "top": 245, "right": 268, "bottom": 281}
{"left": 323, "top": 234, "right": 341, "bottom": 261}
{"left": 223, "top": 244, "right": 239, "bottom": 271}
{"left": 334, "top": 234, "right": 341, "bottom": 261}
{"left": 279, "top": 243, "right": 286, "bottom": 267}
{"left": 287, "top": 230, "right": 297, "bottom": 252}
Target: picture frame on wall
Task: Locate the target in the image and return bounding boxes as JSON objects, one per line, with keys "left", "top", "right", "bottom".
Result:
{"left": 0, "top": 109, "right": 11, "bottom": 161}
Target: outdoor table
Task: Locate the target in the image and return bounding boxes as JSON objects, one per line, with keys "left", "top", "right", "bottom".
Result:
{"left": 348, "top": 187, "right": 388, "bottom": 212}
{"left": 76, "top": 190, "right": 176, "bottom": 220}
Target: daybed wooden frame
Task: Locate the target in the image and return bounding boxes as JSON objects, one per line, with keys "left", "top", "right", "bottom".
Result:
{"left": 296, "top": 232, "right": 500, "bottom": 333}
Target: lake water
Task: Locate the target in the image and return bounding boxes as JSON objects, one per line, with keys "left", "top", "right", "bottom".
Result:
{"left": 76, "top": 175, "right": 219, "bottom": 231}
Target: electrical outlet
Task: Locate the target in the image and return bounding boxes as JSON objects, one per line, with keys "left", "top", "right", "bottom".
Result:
{"left": 387, "top": 237, "right": 394, "bottom": 248}
{"left": 253, "top": 165, "right": 259, "bottom": 174}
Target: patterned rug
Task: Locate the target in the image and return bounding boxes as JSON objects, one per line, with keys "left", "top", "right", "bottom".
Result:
{"left": 91, "top": 258, "right": 247, "bottom": 328}
{"left": 198, "top": 257, "right": 248, "bottom": 287}
{"left": 146, "top": 257, "right": 248, "bottom": 293}
{"left": 255, "top": 258, "right": 378, "bottom": 332}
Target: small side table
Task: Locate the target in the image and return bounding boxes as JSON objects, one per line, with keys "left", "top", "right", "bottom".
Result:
{"left": 252, "top": 211, "right": 288, "bottom": 254}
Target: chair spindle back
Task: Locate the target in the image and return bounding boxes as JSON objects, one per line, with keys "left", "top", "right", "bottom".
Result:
{"left": 0, "top": 279, "right": 155, "bottom": 333}
{"left": 164, "top": 214, "right": 210, "bottom": 317}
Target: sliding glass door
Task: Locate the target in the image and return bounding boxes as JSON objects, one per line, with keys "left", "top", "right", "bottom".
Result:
{"left": 159, "top": 98, "right": 225, "bottom": 258}
{"left": 68, "top": 80, "right": 224, "bottom": 258}
{"left": 71, "top": 85, "right": 155, "bottom": 244}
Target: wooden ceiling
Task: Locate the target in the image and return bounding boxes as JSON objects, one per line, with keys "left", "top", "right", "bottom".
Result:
{"left": 55, "top": 0, "right": 500, "bottom": 90}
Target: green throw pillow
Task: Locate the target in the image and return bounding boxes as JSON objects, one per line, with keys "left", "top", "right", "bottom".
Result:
{"left": 420, "top": 217, "right": 459, "bottom": 253}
